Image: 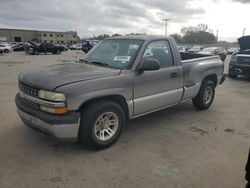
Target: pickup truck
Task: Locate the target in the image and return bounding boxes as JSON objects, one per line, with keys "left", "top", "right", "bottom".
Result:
{"left": 26, "top": 41, "right": 65, "bottom": 55}
{"left": 228, "top": 36, "right": 250, "bottom": 78}
{"left": 15, "top": 36, "right": 225, "bottom": 149}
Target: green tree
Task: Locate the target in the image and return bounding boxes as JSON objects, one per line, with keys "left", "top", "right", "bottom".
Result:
{"left": 126, "top": 33, "right": 146, "bottom": 36}
{"left": 180, "top": 24, "right": 217, "bottom": 44}
{"left": 92, "top": 34, "right": 110, "bottom": 40}
{"left": 112, "top": 33, "right": 122, "bottom": 37}
{"left": 170, "top": 33, "right": 182, "bottom": 43}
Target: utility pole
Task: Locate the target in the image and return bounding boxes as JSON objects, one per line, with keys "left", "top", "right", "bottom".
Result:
{"left": 243, "top": 28, "right": 247, "bottom": 36}
{"left": 216, "top": 30, "right": 219, "bottom": 40}
{"left": 162, "top": 18, "right": 170, "bottom": 36}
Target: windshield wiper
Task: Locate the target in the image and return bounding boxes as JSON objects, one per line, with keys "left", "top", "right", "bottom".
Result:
{"left": 80, "top": 59, "right": 113, "bottom": 68}
{"left": 89, "top": 61, "right": 111, "bottom": 68}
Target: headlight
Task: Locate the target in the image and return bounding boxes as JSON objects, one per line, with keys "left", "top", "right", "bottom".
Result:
{"left": 38, "top": 90, "right": 66, "bottom": 102}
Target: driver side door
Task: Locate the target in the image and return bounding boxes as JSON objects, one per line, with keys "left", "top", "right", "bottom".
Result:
{"left": 133, "top": 40, "right": 182, "bottom": 117}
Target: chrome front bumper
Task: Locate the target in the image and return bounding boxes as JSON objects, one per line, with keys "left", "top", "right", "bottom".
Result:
{"left": 15, "top": 93, "right": 80, "bottom": 142}
{"left": 17, "top": 109, "right": 79, "bottom": 142}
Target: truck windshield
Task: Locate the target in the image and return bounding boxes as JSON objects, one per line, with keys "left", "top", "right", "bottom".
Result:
{"left": 83, "top": 39, "right": 144, "bottom": 69}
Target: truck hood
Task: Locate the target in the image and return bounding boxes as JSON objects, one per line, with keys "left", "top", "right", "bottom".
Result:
{"left": 19, "top": 62, "right": 121, "bottom": 91}
{"left": 238, "top": 36, "right": 250, "bottom": 51}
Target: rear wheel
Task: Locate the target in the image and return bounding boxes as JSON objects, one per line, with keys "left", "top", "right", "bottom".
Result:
{"left": 79, "top": 100, "right": 125, "bottom": 149}
{"left": 56, "top": 49, "right": 61, "bottom": 54}
{"left": 4, "top": 49, "right": 9, "bottom": 53}
{"left": 192, "top": 79, "right": 215, "bottom": 110}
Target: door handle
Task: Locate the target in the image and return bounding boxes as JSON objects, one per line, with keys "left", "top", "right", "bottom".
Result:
{"left": 170, "top": 72, "right": 178, "bottom": 79}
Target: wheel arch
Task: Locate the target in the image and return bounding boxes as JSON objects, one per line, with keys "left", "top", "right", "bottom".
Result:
{"left": 202, "top": 74, "right": 218, "bottom": 86}
{"left": 78, "top": 95, "right": 129, "bottom": 119}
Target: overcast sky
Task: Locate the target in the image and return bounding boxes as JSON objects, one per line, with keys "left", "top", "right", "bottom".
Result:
{"left": 0, "top": 0, "right": 249, "bottom": 42}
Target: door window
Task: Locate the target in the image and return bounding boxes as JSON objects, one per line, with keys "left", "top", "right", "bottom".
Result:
{"left": 143, "top": 40, "right": 174, "bottom": 68}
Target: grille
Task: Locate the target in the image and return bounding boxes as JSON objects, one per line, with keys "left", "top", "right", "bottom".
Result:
{"left": 19, "top": 82, "right": 40, "bottom": 110}
{"left": 23, "top": 98, "right": 40, "bottom": 109}
{"left": 236, "top": 56, "right": 250, "bottom": 66}
{"left": 19, "top": 82, "right": 39, "bottom": 97}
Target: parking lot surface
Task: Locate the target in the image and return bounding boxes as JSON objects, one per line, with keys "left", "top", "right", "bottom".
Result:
{"left": 0, "top": 51, "right": 249, "bottom": 188}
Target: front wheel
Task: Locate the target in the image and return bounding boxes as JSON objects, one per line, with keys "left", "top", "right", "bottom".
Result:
{"left": 192, "top": 80, "right": 215, "bottom": 110}
{"left": 79, "top": 100, "right": 125, "bottom": 149}
{"left": 56, "top": 50, "right": 61, "bottom": 54}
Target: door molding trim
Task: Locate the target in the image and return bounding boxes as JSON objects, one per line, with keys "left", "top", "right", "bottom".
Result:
{"left": 132, "top": 88, "right": 183, "bottom": 118}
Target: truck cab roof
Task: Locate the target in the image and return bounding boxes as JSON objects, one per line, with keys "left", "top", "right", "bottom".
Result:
{"left": 109, "top": 35, "right": 170, "bottom": 41}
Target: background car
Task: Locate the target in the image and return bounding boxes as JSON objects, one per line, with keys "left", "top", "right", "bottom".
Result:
{"left": 25, "top": 41, "right": 65, "bottom": 55}
{"left": 0, "top": 48, "right": 3, "bottom": 55}
{"left": 198, "top": 47, "right": 227, "bottom": 61}
{"left": 63, "top": 45, "right": 69, "bottom": 51}
{"left": 177, "top": 46, "right": 186, "bottom": 52}
{"left": 187, "top": 45, "right": 204, "bottom": 53}
{"left": 9, "top": 42, "right": 19, "bottom": 48}
{"left": 198, "top": 47, "right": 226, "bottom": 55}
{"left": 228, "top": 36, "right": 250, "bottom": 78}
{"left": 227, "top": 47, "right": 239, "bottom": 54}
{"left": 81, "top": 41, "right": 94, "bottom": 53}
{"left": 88, "top": 40, "right": 100, "bottom": 46}
{"left": 12, "top": 42, "right": 25, "bottom": 51}
{"left": 0, "top": 43, "right": 13, "bottom": 53}
{"left": 69, "top": 43, "right": 82, "bottom": 50}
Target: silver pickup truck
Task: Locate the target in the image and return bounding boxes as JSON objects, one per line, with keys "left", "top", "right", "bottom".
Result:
{"left": 16, "top": 36, "right": 225, "bottom": 149}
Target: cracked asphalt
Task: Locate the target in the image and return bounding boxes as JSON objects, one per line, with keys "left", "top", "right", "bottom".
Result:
{"left": 0, "top": 51, "right": 249, "bottom": 188}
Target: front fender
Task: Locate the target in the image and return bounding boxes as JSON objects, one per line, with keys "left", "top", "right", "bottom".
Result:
{"left": 55, "top": 74, "right": 133, "bottom": 116}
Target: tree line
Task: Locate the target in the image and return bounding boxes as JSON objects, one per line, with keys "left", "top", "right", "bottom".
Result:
{"left": 170, "top": 24, "right": 217, "bottom": 44}
{"left": 87, "top": 24, "right": 218, "bottom": 44}
{"left": 89, "top": 33, "right": 146, "bottom": 40}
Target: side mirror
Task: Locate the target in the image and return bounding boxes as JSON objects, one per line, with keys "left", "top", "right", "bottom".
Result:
{"left": 138, "top": 58, "right": 160, "bottom": 72}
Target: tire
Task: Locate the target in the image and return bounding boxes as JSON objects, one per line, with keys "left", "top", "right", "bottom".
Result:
{"left": 192, "top": 79, "right": 215, "bottom": 110}
{"left": 79, "top": 100, "right": 125, "bottom": 149}
{"left": 228, "top": 73, "right": 237, "bottom": 78}
{"left": 4, "top": 49, "right": 9, "bottom": 53}
{"left": 56, "top": 50, "right": 61, "bottom": 54}
{"left": 34, "top": 50, "right": 39, "bottom": 55}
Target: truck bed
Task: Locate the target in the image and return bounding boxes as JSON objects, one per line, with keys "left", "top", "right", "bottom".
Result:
{"left": 180, "top": 54, "right": 224, "bottom": 102}
{"left": 180, "top": 52, "right": 210, "bottom": 61}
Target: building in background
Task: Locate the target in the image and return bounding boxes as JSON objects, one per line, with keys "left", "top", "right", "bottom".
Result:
{"left": 0, "top": 28, "right": 79, "bottom": 44}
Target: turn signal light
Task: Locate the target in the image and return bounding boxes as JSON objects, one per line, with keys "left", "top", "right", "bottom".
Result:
{"left": 40, "top": 106, "right": 68, "bottom": 114}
